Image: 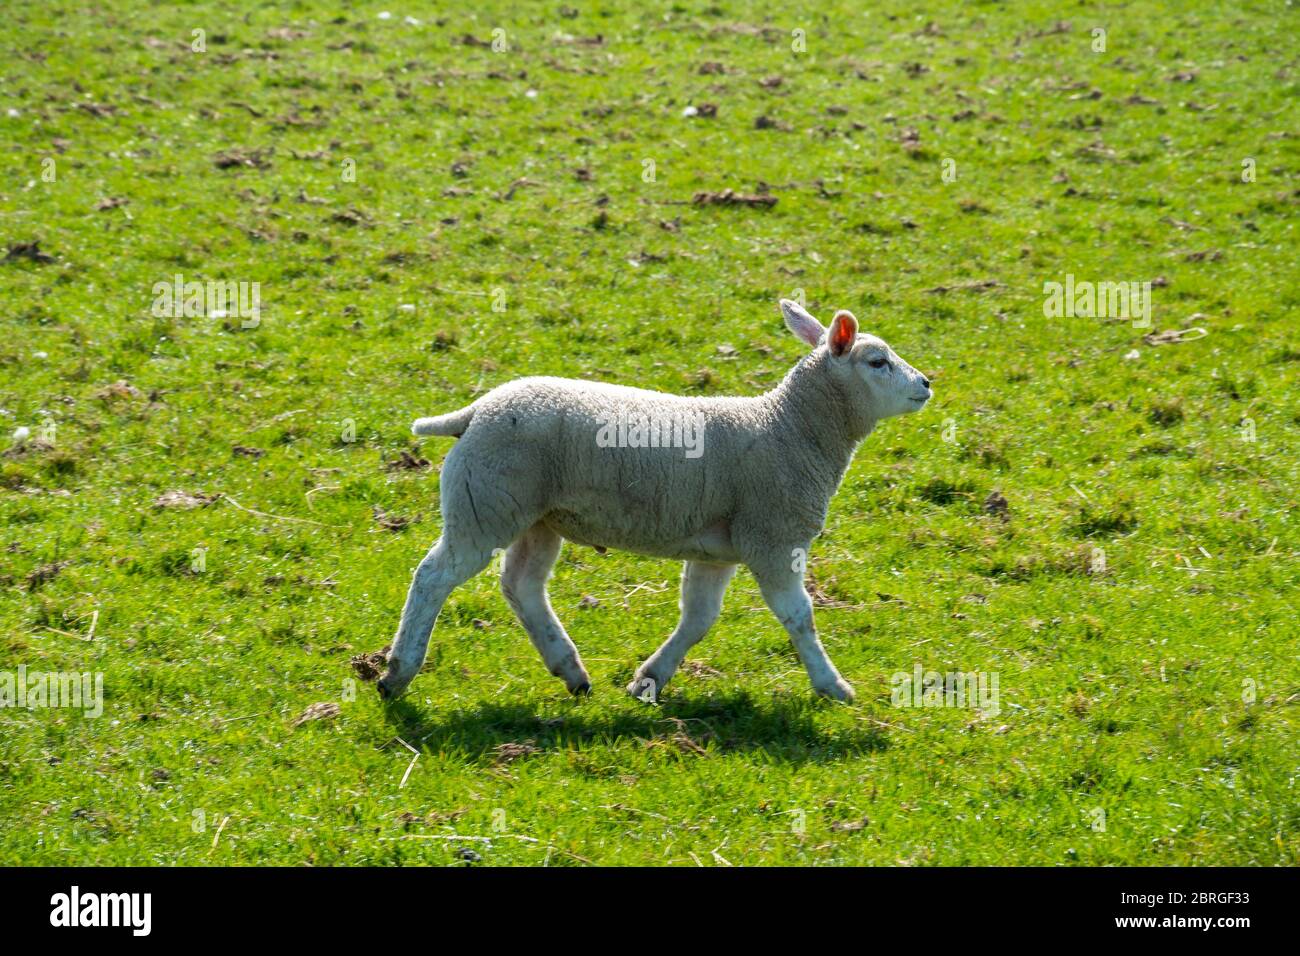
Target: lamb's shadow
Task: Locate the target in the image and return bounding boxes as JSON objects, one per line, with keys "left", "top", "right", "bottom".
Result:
{"left": 381, "top": 689, "right": 888, "bottom": 766}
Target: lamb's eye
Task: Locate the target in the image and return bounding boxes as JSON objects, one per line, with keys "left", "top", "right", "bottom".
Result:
{"left": 868, "top": 358, "right": 888, "bottom": 369}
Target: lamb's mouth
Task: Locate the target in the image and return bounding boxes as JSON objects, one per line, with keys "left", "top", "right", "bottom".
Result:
{"left": 910, "top": 394, "right": 930, "bottom": 404}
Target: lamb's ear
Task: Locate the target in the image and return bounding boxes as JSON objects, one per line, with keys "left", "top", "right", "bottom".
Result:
{"left": 780, "top": 299, "right": 825, "bottom": 347}
{"left": 828, "top": 310, "right": 858, "bottom": 358}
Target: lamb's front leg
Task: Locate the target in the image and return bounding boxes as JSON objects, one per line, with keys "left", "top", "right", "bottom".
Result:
{"left": 751, "top": 564, "right": 854, "bottom": 703}
{"left": 627, "top": 561, "right": 736, "bottom": 702}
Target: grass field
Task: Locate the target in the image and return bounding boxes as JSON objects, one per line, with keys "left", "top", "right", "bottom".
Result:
{"left": 1, "top": 1, "right": 1297, "bottom": 866}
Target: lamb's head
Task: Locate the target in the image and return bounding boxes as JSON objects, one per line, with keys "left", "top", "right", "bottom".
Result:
{"left": 780, "top": 299, "right": 932, "bottom": 420}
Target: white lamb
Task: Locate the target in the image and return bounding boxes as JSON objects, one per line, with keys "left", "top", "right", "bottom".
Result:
{"left": 380, "top": 300, "right": 932, "bottom": 703}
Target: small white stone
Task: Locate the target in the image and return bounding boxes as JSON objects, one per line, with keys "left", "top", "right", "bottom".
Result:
{"left": 404, "top": 15, "right": 420, "bottom": 26}
{"left": 525, "top": 89, "right": 539, "bottom": 99}
{"left": 377, "top": 11, "right": 392, "bottom": 20}
{"left": 32, "top": 351, "right": 48, "bottom": 360}
{"left": 1124, "top": 349, "right": 1141, "bottom": 361}
{"left": 12, "top": 426, "right": 30, "bottom": 442}
{"left": 682, "top": 105, "right": 699, "bottom": 117}
{"left": 399, "top": 303, "right": 416, "bottom": 312}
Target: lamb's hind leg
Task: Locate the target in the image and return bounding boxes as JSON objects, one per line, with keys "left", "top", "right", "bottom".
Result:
{"left": 501, "top": 523, "right": 591, "bottom": 695}
{"left": 627, "top": 561, "right": 736, "bottom": 702}
{"left": 379, "top": 534, "right": 498, "bottom": 699}
{"left": 380, "top": 453, "right": 537, "bottom": 699}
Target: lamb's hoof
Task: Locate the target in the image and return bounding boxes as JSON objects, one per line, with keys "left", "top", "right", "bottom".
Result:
{"left": 552, "top": 658, "right": 591, "bottom": 696}
{"left": 377, "top": 666, "right": 412, "bottom": 701}
{"left": 815, "top": 679, "right": 855, "bottom": 704}
{"left": 626, "top": 676, "right": 659, "bottom": 703}
{"left": 560, "top": 666, "right": 592, "bottom": 696}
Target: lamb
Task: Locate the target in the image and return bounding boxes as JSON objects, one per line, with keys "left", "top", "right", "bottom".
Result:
{"left": 380, "top": 299, "right": 932, "bottom": 703}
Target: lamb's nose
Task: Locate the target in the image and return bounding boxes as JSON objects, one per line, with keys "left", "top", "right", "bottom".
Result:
{"left": 921, "top": 376, "right": 931, "bottom": 389}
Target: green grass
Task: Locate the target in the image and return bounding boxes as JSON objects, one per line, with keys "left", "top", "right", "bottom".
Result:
{"left": 1, "top": 0, "right": 1297, "bottom": 866}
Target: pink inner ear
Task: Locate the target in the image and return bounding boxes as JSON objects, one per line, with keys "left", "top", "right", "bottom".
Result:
{"left": 795, "top": 316, "right": 823, "bottom": 346}
{"left": 782, "top": 301, "right": 825, "bottom": 346}
{"left": 829, "top": 311, "right": 857, "bottom": 356}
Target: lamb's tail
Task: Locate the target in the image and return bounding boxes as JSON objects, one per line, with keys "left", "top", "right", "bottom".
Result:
{"left": 411, "top": 403, "right": 476, "bottom": 438}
